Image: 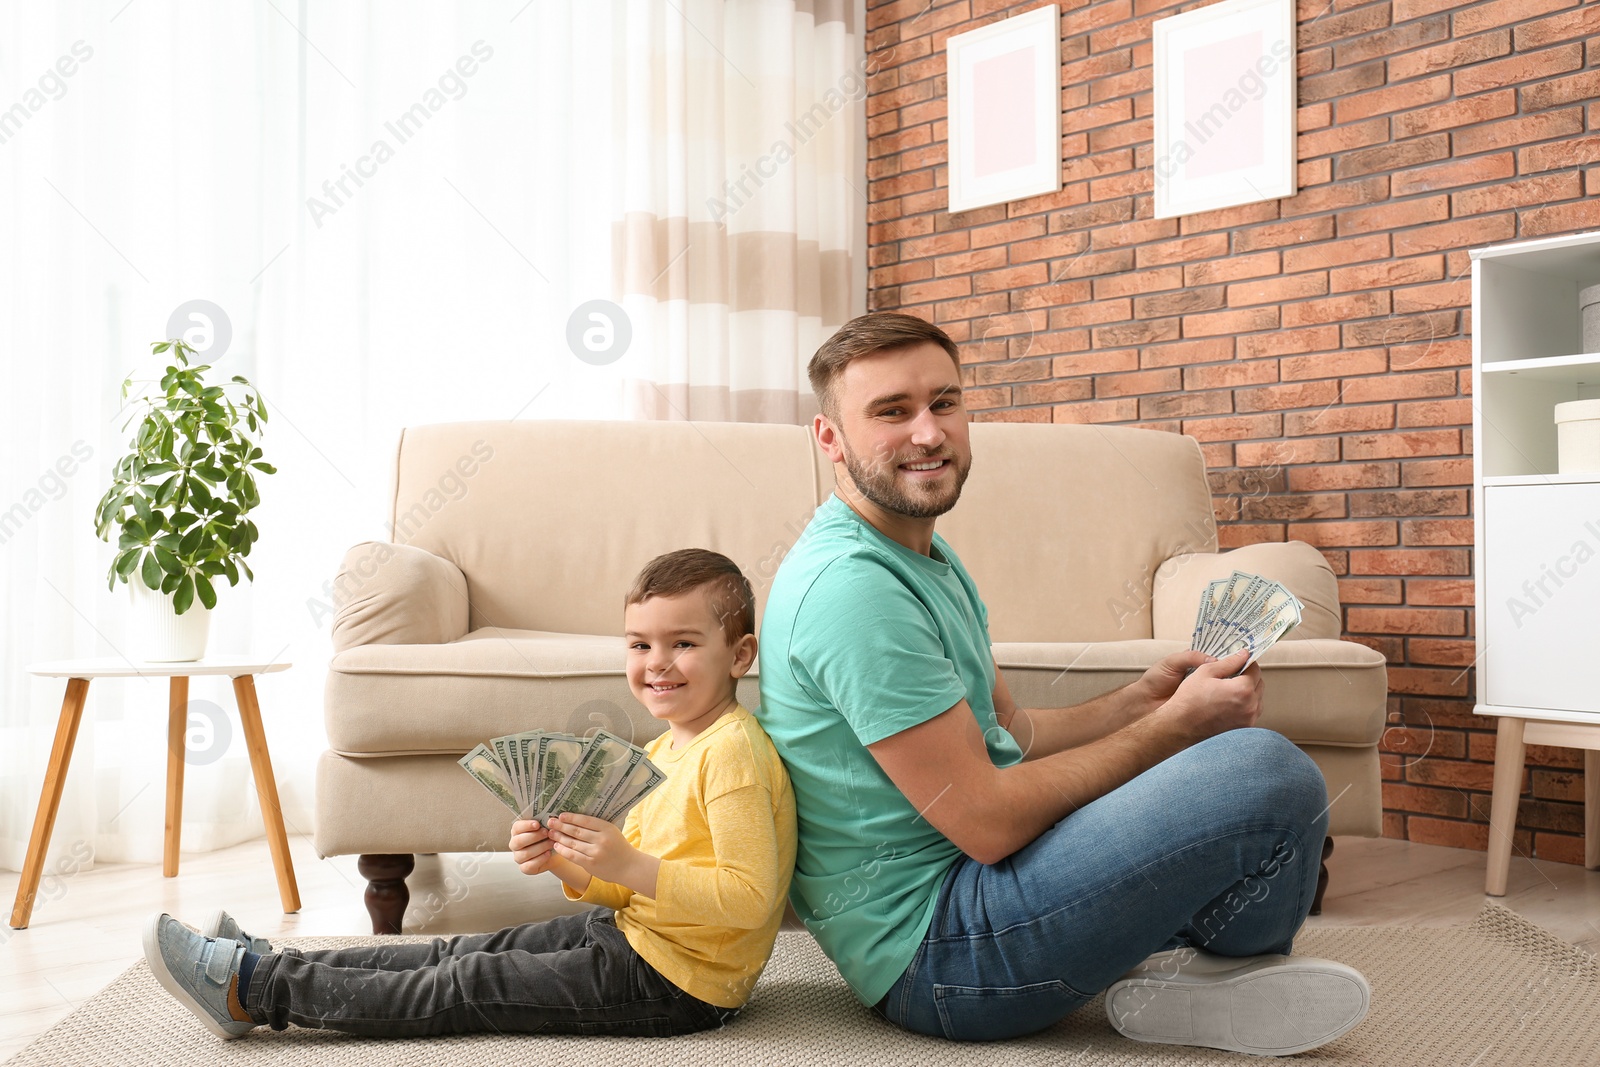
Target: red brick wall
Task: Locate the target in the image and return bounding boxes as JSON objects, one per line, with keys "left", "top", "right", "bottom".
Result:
{"left": 865, "top": 0, "right": 1600, "bottom": 863}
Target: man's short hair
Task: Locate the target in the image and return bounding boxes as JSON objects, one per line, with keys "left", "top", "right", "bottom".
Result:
{"left": 625, "top": 548, "right": 755, "bottom": 648}
{"left": 807, "top": 311, "right": 961, "bottom": 424}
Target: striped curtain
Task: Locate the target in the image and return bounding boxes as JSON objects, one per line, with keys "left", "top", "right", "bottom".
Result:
{"left": 609, "top": 0, "right": 867, "bottom": 425}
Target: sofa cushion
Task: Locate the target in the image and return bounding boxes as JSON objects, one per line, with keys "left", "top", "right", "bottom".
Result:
{"left": 325, "top": 627, "right": 756, "bottom": 756}
{"left": 327, "top": 626, "right": 1382, "bottom": 756}
{"left": 994, "top": 638, "right": 1387, "bottom": 747}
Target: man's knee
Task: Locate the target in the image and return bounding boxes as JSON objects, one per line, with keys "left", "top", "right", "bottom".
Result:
{"left": 1218, "top": 728, "right": 1329, "bottom": 829}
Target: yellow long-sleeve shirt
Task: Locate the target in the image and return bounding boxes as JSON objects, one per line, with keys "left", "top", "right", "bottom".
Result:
{"left": 563, "top": 703, "right": 797, "bottom": 1009}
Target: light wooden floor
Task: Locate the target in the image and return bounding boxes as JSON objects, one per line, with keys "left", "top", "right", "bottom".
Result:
{"left": 2, "top": 833, "right": 1596, "bottom": 1062}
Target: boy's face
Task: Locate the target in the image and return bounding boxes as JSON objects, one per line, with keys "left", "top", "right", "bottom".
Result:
{"left": 624, "top": 590, "right": 756, "bottom": 735}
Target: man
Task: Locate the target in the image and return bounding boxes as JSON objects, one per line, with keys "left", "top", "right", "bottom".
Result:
{"left": 757, "top": 311, "right": 1370, "bottom": 1055}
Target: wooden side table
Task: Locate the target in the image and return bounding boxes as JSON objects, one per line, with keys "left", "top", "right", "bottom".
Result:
{"left": 1484, "top": 715, "right": 1600, "bottom": 896}
{"left": 9, "top": 656, "right": 301, "bottom": 929}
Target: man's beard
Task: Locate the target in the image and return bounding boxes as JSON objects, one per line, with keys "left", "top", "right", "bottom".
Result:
{"left": 839, "top": 432, "right": 970, "bottom": 520}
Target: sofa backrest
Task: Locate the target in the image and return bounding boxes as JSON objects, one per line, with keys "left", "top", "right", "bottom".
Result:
{"left": 388, "top": 419, "right": 1217, "bottom": 642}
{"left": 389, "top": 420, "right": 823, "bottom": 637}
{"left": 931, "top": 423, "right": 1218, "bottom": 643}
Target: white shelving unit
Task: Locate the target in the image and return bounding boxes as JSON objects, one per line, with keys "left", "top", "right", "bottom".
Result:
{"left": 1471, "top": 230, "right": 1600, "bottom": 893}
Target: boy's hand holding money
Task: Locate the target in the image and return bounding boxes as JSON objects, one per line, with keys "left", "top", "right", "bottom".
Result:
{"left": 509, "top": 818, "right": 604, "bottom": 896}
{"left": 549, "top": 813, "right": 660, "bottom": 898}
{"left": 509, "top": 819, "right": 560, "bottom": 876}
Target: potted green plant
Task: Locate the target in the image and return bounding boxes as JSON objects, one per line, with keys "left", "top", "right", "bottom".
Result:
{"left": 94, "top": 338, "right": 275, "bottom": 661}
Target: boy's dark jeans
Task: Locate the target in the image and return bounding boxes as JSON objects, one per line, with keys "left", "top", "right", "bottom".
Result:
{"left": 245, "top": 906, "right": 735, "bottom": 1037}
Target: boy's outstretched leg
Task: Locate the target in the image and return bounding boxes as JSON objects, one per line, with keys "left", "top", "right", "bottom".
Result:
{"left": 147, "top": 907, "right": 730, "bottom": 1040}
{"left": 253, "top": 908, "right": 724, "bottom": 1037}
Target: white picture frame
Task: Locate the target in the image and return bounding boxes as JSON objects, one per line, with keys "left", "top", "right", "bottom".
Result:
{"left": 1152, "top": 0, "right": 1297, "bottom": 219}
{"left": 946, "top": 5, "right": 1061, "bottom": 214}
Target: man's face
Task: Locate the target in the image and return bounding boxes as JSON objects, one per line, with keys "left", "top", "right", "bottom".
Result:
{"left": 827, "top": 341, "right": 971, "bottom": 519}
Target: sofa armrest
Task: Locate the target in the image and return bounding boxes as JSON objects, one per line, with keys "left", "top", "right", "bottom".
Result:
{"left": 1150, "top": 540, "right": 1343, "bottom": 643}
{"left": 329, "top": 541, "right": 470, "bottom": 652}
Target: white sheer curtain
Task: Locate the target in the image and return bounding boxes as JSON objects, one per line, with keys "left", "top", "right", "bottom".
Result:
{"left": 1, "top": 0, "right": 866, "bottom": 886}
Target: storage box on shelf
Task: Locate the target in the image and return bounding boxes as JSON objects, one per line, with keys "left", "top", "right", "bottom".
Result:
{"left": 1471, "top": 230, "right": 1600, "bottom": 893}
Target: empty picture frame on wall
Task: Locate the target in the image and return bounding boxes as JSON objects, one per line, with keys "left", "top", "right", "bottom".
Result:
{"left": 1152, "top": 0, "right": 1297, "bottom": 219}
{"left": 946, "top": 4, "right": 1061, "bottom": 214}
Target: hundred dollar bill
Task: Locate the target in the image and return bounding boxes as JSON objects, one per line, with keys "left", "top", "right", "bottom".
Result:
{"left": 1242, "top": 610, "right": 1297, "bottom": 669}
{"left": 1230, "top": 578, "right": 1298, "bottom": 645}
{"left": 533, "top": 733, "right": 586, "bottom": 816}
{"left": 541, "top": 730, "right": 632, "bottom": 820}
{"left": 593, "top": 744, "right": 650, "bottom": 819}
{"left": 462, "top": 725, "right": 665, "bottom": 828}
{"left": 1196, "top": 571, "right": 1247, "bottom": 657}
{"left": 601, "top": 759, "right": 666, "bottom": 823}
{"left": 1224, "top": 575, "right": 1278, "bottom": 641}
{"left": 458, "top": 744, "right": 521, "bottom": 815}
{"left": 1190, "top": 570, "right": 1302, "bottom": 670}
{"left": 508, "top": 730, "right": 547, "bottom": 812}
{"left": 1206, "top": 573, "right": 1263, "bottom": 656}
{"left": 1229, "top": 592, "right": 1298, "bottom": 660}
{"left": 1194, "top": 576, "right": 1232, "bottom": 653}
{"left": 490, "top": 734, "right": 523, "bottom": 808}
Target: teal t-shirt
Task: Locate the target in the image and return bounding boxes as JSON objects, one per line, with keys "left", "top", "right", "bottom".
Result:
{"left": 756, "top": 492, "right": 1023, "bottom": 1006}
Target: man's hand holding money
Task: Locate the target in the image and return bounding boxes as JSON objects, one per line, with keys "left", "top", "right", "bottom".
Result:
{"left": 1132, "top": 648, "right": 1217, "bottom": 710}
{"left": 1156, "top": 649, "right": 1263, "bottom": 743}
{"left": 1130, "top": 569, "right": 1295, "bottom": 741}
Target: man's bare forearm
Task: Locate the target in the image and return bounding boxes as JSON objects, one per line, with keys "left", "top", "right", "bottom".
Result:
{"left": 882, "top": 654, "right": 1257, "bottom": 867}
{"left": 1005, "top": 681, "right": 1161, "bottom": 761}
{"left": 968, "top": 707, "right": 1197, "bottom": 863}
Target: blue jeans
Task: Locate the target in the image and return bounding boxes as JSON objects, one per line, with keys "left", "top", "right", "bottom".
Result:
{"left": 876, "top": 728, "right": 1330, "bottom": 1041}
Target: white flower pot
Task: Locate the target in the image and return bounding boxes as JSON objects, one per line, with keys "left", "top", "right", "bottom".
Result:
{"left": 129, "top": 578, "right": 212, "bottom": 661}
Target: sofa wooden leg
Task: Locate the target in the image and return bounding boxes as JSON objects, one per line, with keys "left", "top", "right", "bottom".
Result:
{"left": 357, "top": 853, "right": 414, "bottom": 934}
{"left": 1309, "top": 836, "right": 1334, "bottom": 916}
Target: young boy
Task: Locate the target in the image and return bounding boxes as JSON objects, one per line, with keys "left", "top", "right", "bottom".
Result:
{"left": 144, "top": 548, "right": 797, "bottom": 1039}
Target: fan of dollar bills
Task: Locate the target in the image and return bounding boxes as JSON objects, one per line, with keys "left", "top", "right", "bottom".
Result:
{"left": 459, "top": 729, "right": 665, "bottom": 826}
{"left": 1190, "top": 570, "right": 1304, "bottom": 671}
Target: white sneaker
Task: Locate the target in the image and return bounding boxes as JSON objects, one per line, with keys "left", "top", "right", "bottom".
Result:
{"left": 1105, "top": 947, "right": 1370, "bottom": 1057}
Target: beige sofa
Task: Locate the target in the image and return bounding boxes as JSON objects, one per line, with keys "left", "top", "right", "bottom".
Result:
{"left": 317, "top": 419, "right": 1387, "bottom": 932}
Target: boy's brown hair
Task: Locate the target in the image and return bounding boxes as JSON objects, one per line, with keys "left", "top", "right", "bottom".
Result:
{"left": 625, "top": 548, "right": 755, "bottom": 648}
{"left": 807, "top": 311, "right": 961, "bottom": 424}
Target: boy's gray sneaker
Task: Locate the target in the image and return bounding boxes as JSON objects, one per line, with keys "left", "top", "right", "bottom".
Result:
{"left": 200, "top": 908, "right": 272, "bottom": 954}
{"left": 143, "top": 913, "right": 258, "bottom": 1039}
{"left": 1105, "top": 948, "right": 1370, "bottom": 1057}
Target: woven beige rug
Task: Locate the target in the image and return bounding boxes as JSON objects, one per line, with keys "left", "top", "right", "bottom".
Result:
{"left": 9, "top": 902, "right": 1598, "bottom": 1066}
